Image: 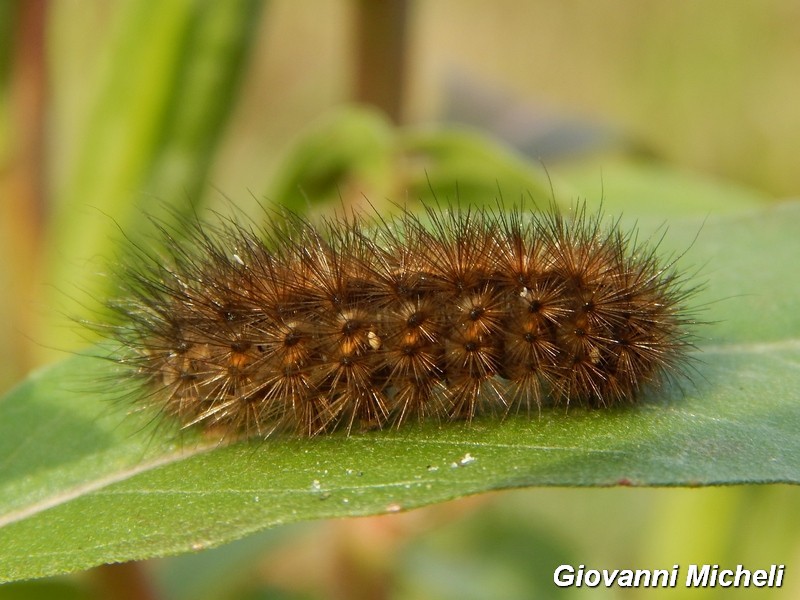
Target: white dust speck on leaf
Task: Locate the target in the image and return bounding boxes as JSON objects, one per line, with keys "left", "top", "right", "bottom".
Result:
{"left": 451, "top": 453, "right": 477, "bottom": 468}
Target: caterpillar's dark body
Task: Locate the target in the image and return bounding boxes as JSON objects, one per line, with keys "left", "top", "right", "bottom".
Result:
{"left": 108, "top": 204, "right": 696, "bottom": 437}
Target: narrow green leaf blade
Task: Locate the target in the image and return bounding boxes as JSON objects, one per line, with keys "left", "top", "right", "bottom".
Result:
{"left": 44, "top": 1, "right": 264, "bottom": 352}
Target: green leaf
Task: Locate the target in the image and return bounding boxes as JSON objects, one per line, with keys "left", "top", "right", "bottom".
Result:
{"left": 397, "top": 127, "right": 556, "bottom": 207}
{"left": 268, "top": 106, "right": 560, "bottom": 214}
{"left": 559, "top": 157, "right": 770, "bottom": 216}
{"left": 43, "top": 0, "right": 264, "bottom": 352}
{"left": 269, "top": 106, "right": 396, "bottom": 213}
{"left": 1, "top": 200, "right": 798, "bottom": 582}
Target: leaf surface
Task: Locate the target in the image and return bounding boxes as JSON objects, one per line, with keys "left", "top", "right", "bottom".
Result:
{"left": 1, "top": 200, "right": 798, "bottom": 582}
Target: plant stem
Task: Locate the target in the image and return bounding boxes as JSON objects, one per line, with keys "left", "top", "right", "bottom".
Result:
{"left": 1, "top": 0, "right": 47, "bottom": 377}
{"left": 352, "top": 0, "right": 409, "bottom": 124}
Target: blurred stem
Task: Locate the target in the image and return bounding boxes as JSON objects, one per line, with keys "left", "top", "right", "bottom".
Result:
{"left": 8, "top": 0, "right": 46, "bottom": 230}
{"left": 1, "top": 0, "right": 47, "bottom": 376}
{"left": 91, "top": 562, "right": 160, "bottom": 600}
{"left": 353, "top": 0, "right": 409, "bottom": 124}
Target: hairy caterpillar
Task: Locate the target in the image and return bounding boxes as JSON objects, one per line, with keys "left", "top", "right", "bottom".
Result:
{"left": 102, "top": 202, "right": 698, "bottom": 438}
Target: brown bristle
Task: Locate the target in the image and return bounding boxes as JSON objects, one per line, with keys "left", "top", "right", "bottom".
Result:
{"left": 106, "top": 202, "right": 699, "bottom": 438}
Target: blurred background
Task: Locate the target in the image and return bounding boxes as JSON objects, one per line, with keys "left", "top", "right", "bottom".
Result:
{"left": 1, "top": 1, "right": 798, "bottom": 598}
